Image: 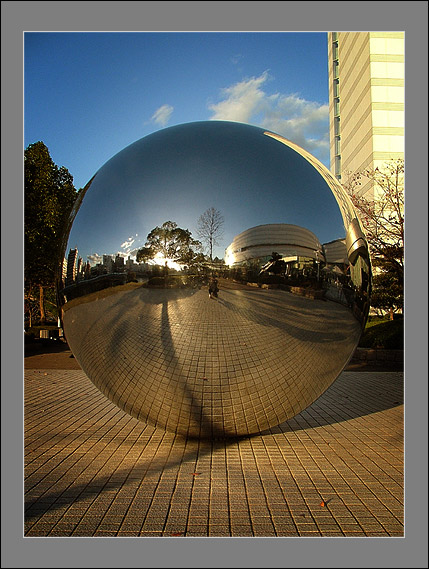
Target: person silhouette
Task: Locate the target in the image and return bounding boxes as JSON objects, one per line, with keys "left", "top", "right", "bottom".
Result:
{"left": 208, "top": 277, "right": 219, "bottom": 299}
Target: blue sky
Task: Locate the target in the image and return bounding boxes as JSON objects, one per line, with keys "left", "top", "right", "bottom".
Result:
{"left": 25, "top": 32, "right": 330, "bottom": 189}
{"left": 25, "top": 31, "right": 335, "bottom": 261}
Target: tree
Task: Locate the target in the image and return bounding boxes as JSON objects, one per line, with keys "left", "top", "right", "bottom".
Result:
{"left": 136, "top": 221, "right": 201, "bottom": 266}
{"left": 343, "top": 159, "right": 404, "bottom": 318}
{"left": 196, "top": 207, "right": 224, "bottom": 261}
{"left": 25, "top": 141, "right": 78, "bottom": 325}
{"left": 370, "top": 265, "right": 404, "bottom": 316}
{"left": 134, "top": 246, "right": 153, "bottom": 264}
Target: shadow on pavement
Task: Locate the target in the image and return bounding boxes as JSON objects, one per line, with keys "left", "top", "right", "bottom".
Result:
{"left": 24, "top": 367, "right": 403, "bottom": 523}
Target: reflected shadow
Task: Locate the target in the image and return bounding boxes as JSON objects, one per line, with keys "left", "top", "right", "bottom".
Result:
{"left": 159, "top": 298, "right": 227, "bottom": 439}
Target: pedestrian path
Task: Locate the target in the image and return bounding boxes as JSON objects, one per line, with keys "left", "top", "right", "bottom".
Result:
{"left": 24, "top": 368, "right": 404, "bottom": 537}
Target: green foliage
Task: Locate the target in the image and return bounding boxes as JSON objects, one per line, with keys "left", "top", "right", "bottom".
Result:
{"left": 258, "top": 274, "right": 285, "bottom": 285}
{"left": 24, "top": 141, "right": 78, "bottom": 323}
{"left": 136, "top": 221, "right": 201, "bottom": 266}
{"left": 135, "top": 246, "right": 153, "bottom": 263}
{"left": 359, "top": 317, "right": 404, "bottom": 349}
{"left": 146, "top": 275, "right": 183, "bottom": 288}
{"left": 146, "top": 274, "right": 203, "bottom": 289}
{"left": 371, "top": 266, "right": 403, "bottom": 315}
{"left": 25, "top": 141, "right": 77, "bottom": 283}
{"left": 147, "top": 276, "right": 168, "bottom": 287}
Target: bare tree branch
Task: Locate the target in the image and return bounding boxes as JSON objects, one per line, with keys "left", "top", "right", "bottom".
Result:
{"left": 196, "top": 207, "right": 225, "bottom": 260}
{"left": 342, "top": 159, "right": 404, "bottom": 316}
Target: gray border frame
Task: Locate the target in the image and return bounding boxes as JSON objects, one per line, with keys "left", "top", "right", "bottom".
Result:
{"left": 2, "top": 1, "right": 428, "bottom": 567}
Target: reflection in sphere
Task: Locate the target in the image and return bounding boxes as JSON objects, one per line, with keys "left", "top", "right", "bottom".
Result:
{"left": 59, "top": 121, "right": 371, "bottom": 438}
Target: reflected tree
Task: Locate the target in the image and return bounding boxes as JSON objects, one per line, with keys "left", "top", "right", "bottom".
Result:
{"left": 196, "top": 207, "right": 224, "bottom": 261}
{"left": 136, "top": 221, "right": 202, "bottom": 266}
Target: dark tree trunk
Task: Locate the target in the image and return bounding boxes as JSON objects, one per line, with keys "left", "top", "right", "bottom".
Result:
{"left": 39, "top": 284, "right": 46, "bottom": 324}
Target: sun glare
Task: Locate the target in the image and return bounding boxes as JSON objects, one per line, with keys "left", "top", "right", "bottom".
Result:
{"left": 150, "top": 252, "right": 183, "bottom": 271}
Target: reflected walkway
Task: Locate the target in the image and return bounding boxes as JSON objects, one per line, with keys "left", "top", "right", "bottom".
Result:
{"left": 63, "top": 282, "right": 362, "bottom": 437}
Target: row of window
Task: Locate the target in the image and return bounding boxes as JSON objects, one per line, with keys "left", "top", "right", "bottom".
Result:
{"left": 332, "top": 34, "right": 341, "bottom": 179}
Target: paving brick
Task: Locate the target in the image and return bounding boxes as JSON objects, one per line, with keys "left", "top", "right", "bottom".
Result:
{"left": 24, "top": 368, "right": 404, "bottom": 537}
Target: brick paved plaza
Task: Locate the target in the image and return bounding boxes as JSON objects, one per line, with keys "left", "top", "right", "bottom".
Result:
{"left": 24, "top": 366, "right": 404, "bottom": 538}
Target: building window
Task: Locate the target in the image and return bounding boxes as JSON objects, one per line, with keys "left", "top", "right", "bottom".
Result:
{"left": 334, "top": 116, "right": 340, "bottom": 136}
{"left": 333, "top": 79, "right": 340, "bottom": 97}
{"left": 333, "top": 60, "right": 339, "bottom": 79}
{"left": 335, "top": 136, "right": 341, "bottom": 155}
{"left": 334, "top": 155, "right": 341, "bottom": 177}
{"left": 334, "top": 97, "right": 340, "bottom": 116}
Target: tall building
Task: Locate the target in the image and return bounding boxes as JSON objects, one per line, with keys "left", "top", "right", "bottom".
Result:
{"left": 328, "top": 32, "right": 404, "bottom": 198}
{"left": 76, "top": 257, "right": 83, "bottom": 281}
{"left": 103, "top": 254, "right": 114, "bottom": 273}
{"left": 66, "top": 248, "right": 78, "bottom": 286}
{"left": 115, "top": 254, "right": 125, "bottom": 272}
{"left": 62, "top": 257, "right": 68, "bottom": 284}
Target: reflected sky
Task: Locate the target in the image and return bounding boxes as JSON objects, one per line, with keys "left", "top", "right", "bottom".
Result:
{"left": 67, "top": 121, "right": 345, "bottom": 264}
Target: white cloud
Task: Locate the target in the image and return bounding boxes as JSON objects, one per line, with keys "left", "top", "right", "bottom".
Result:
{"left": 121, "top": 237, "right": 135, "bottom": 250}
{"left": 208, "top": 72, "right": 330, "bottom": 164}
{"left": 208, "top": 71, "right": 270, "bottom": 123}
{"left": 87, "top": 253, "right": 102, "bottom": 265}
{"left": 151, "top": 104, "right": 174, "bottom": 127}
{"left": 126, "top": 247, "right": 140, "bottom": 259}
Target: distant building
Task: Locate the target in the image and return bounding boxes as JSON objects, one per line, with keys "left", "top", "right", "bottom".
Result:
{"left": 62, "top": 257, "right": 68, "bottom": 284}
{"left": 115, "top": 254, "right": 125, "bottom": 272}
{"left": 103, "top": 254, "right": 114, "bottom": 273}
{"left": 76, "top": 257, "right": 83, "bottom": 281}
{"left": 323, "top": 238, "right": 347, "bottom": 266}
{"left": 90, "top": 263, "right": 105, "bottom": 277}
{"left": 328, "top": 32, "right": 404, "bottom": 198}
{"left": 66, "top": 248, "right": 78, "bottom": 286}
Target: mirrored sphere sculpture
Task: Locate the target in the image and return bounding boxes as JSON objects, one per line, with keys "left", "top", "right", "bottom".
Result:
{"left": 59, "top": 121, "right": 371, "bottom": 438}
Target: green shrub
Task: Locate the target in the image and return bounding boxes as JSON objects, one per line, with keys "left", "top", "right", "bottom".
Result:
{"left": 24, "top": 330, "right": 36, "bottom": 343}
{"left": 359, "top": 318, "right": 404, "bottom": 349}
{"left": 146, "top": 275, "right": 190, "bottom": 288}
{"left": 147, "top": 276, "right": 167, "bottom": 287}
{"left": 258, "top": 275, "right": 285, "bottom": 285}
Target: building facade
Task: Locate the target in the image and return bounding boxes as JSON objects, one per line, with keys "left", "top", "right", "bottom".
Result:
{"left": 65, "top": 248, "right": 78, "bottom": 286}
{"left": 224, "top": 223, "right": 324, "bottom": 268}
{"left": 328, "top": 32, "right": 404, "bottom": 198}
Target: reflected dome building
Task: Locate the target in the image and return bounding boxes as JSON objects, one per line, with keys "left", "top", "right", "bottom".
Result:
{"left": 225, "top": 223, "right": 324, "bottom": 268}
{"left": 323, "top": 238, "right": 348, "bottom": 266}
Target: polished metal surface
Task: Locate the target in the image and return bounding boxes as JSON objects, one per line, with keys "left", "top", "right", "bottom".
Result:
{"left": 58, "top": 121, "right": 371, "bottom": 438}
